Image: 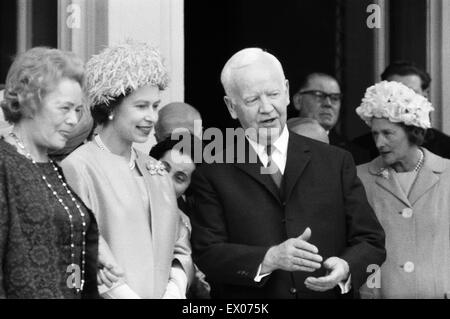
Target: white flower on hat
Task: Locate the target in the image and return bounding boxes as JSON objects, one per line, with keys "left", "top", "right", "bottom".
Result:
{"left": 356, "top": 81, "right": 434, "bottom": 129}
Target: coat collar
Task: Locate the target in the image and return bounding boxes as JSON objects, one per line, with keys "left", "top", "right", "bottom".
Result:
{"left": 409, "top": 149, "right": 447, "bottom": 204}
{"left": 233, "top": 140, "right": 282, "bottom": 203}
{"left": 367, "top": 148, "right": 447, "bottom": 206}
{"left": 283, "top": 133, "right": 311, "bottom": 201}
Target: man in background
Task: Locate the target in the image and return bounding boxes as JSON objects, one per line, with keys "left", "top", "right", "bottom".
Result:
{"left": 154, "top": 102, "right": 203, "bottom": 142}
{"left": 292, "top": 73, "right": 369, "bottom": 164}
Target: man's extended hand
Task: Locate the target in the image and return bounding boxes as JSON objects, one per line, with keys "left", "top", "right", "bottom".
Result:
{"left": 261, "top": 227, "right": 323, "bottom": 274}
{"left": 304, "top": 256, "right": 349, "bottom": 292}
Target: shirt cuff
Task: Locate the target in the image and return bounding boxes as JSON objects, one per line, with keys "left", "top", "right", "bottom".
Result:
{"left": 254, "top": 264, "right": 272, "bottom": 282}
{"left": 337, "top": 274, "right": 352, "bottom": 294}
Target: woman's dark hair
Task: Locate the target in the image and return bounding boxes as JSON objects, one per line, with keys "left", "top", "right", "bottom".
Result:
{"left": 400, "top": 123, "right": 426, "bottom": 146}
{"left": 90, "top": 93, "right": 127, "bottom": 125}
{"left": 149, "top": 132, "right": 203, "bottom": 165}
{"left": 381, "top": 61, "right": 431, "bottom": 91}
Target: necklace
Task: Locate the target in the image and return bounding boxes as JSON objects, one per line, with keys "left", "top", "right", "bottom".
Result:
{"left": 9, "top": 132, "right": 86, "bottom": 293}
{"left": 413, "top": 149, "right": 424, "bottom": 172}
{"left": 94, "top": 134, "right": 136, "bottom": 170}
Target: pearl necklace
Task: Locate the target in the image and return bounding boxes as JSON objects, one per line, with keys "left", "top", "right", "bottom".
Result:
{"left": 94, "top": 134, "right": 136, "bottom": 170}
{"left": 9, "top": 132, "right": 86, "bottom": 293}
{"left": 413, "top": 149, "right": 424, "bottom": 172}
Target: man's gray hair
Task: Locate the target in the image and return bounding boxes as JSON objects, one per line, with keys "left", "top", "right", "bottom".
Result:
{"left": 220, "top": 48, "right": 286, "bottom": 97}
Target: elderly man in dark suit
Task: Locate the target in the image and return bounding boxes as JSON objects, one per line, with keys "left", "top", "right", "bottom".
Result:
{"left": 190, "top": 48, "right": 385, "bottom": 299}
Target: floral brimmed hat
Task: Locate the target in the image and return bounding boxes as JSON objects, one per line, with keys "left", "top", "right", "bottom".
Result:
{"left": 85, "top": 41, "right": 169, "bottom": 107}
{"left": 356, "top": 81, "right": 434, "bottom": 129}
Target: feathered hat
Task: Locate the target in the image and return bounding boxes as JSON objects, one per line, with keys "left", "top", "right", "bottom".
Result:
{"left": 85, "top": 41, "right": 169, "bottom": 108}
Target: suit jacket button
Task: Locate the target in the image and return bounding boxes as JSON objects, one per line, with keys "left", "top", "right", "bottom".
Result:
{"left": 403, "top": 261, "right": 415, "bottom": 273}
{"left": 401, "top": 208, "right": 413, "bottom": 218}
{"left": 289, "top": 287, "right": 297, "bottom": 294}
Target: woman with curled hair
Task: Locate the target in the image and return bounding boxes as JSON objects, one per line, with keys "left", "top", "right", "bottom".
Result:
{"left": 0, "top": 47, "right": 99, "bottom": 298}
{"left": 356, "top": 81, "right": 450, "bottom": 298}
{"left": 61, "top": 42, "right": 193, "bottom": 299}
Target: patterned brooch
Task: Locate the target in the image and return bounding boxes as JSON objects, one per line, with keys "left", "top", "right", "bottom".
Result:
{"left": 377, "top": 168, "right": 390, "bottom": 179}
{"left": 146, "top": 160, "right": 167, "bottom": 176}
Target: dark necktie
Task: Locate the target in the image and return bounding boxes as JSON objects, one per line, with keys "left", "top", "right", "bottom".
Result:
{"left": 265, "top": 144, "right": 283, "bottom": 189}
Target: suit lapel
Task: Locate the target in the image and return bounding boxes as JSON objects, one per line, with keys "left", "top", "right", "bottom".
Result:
{"left": 409, "top": 149, "right": 446, "bottom": 205}
{"left": 408, "top": 167, "right": 439, "bottom": 205}
{"left": 283, "top": 134, "right": 311, "bottom": 202}
{"left": 375, "top": 174, "right": 411, "bottom": 207}
{"left": 233, "top": 140, "right": 282, "bottom": 203}
{"left": 233, "top": 134, "right": 312, "bottom": 203}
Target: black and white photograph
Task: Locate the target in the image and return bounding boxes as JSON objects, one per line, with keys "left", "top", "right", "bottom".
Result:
{"left": 0, "top": 0, "right": 449, "bottom": 310}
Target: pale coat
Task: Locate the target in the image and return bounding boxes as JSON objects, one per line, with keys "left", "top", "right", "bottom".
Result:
{"left": 61, "top": 141, "right": 193, "bottom": 298}
{"left": 357, "top": 148, "right": 450, "bottom": 298}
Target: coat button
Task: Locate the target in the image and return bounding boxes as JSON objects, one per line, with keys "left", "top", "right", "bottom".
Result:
{"left": 289, "top": 287, "right": 297, "bottom": 294}
{"left": 403, "top": 261, "right": 415, "bottom": 273}
{"left": 401, "top": 208, "right": 413, "bottom": 218}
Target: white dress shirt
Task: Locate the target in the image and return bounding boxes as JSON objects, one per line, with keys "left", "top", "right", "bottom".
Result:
{"left": 247, "top": 125, "right": 289, "bottom": 173}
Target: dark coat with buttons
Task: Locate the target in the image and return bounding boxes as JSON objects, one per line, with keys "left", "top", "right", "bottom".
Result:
{"left": 190, "top": 132, "right": 386, "bottom": 299}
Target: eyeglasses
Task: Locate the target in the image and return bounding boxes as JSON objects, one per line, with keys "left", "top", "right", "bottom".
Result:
{"left": 299, "top": 90, "right": 342, "bottom": 104}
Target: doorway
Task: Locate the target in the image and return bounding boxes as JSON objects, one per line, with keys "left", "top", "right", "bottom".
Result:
{"left": 0, "top": 0, "right": 58, "bottom": 84}
{"left": 185, "top": 0, "right": 428, "bottom": 141}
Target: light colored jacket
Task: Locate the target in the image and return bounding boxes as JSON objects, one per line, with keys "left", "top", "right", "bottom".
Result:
{"left": 61, "top": 141, "right": 193, "bottom": 298}
{"left": 357, "top": 148, "right": 450, "bottom": 299}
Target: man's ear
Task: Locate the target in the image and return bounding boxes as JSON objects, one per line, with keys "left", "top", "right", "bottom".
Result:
{"left": 224, "top": 96, "right": 238, "bottom": 119}
{"left": 285, "top": 79, "right": 290, "bottom": 105}
{"left": 293, "top": 91, "right": 302, "bottom": 111}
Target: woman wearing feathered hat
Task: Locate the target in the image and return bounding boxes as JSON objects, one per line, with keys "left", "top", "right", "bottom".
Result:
{"left": 356, "top": 81, "right": 450, "bottom": 298}
{"left": 61, "top": 42, "right": 193, "bottom": 298}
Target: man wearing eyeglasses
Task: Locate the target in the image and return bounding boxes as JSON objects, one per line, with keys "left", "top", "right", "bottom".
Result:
{"left": 292, "top": 73, "right": 369, "bottom": 164}
{"left": 293, "top": 73, "right": 342, "bottom": 133}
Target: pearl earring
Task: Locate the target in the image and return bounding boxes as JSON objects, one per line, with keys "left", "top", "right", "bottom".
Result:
{"left": 108, "top": 114, "right": 114, "bottom": 121}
